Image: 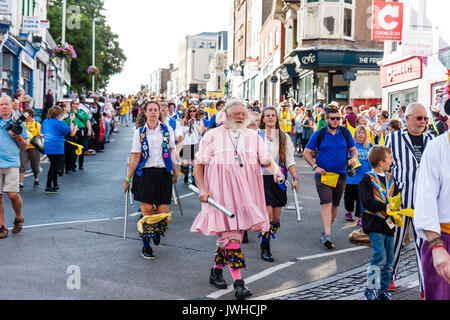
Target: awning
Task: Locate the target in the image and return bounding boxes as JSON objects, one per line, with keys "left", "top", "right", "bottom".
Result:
{"left": 294, "top": 49, "right": 383, "bottom": 70}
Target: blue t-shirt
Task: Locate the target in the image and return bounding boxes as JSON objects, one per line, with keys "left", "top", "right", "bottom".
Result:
{"left": 0, "top": 115, "right": 29, "bottom": 168}
{"left": 41, "top": 118, "right": 71, "bottom": 155}
{"left": 306, "top": 126, "right": 355, "bottom": 177}
{"left": 346, "top": 142, "right": 372, "bottom": 184}
{"left": 208, "top": 114, "right": 217, "bottom": 128}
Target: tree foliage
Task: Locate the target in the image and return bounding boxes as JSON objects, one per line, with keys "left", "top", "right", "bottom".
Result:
{"left": 47, "top": 0, "right": 126, "bottom": 93}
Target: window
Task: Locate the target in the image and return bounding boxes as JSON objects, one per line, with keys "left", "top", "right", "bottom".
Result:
{"left": 322, "top": 6, "right": 340, "bottom": 37}
{"left": 304, "top": 7, "right": 320, "bottom": 38}
{"left": 343, "top": 8, "right": 352, "bottom": 37}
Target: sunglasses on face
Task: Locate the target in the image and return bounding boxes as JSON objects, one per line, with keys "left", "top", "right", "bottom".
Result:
{"left": 189, "top": 110, "right": 197, "bottom": 113}
{"left": 413, "top": 116, "right": 429, "bottom": 121}
{"left": 327, "top": 117, "right": 341, "bottom": 121}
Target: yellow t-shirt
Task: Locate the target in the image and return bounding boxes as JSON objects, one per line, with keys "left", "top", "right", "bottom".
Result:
{"left": 205, "top": 107, "right": 218, "bottom": 118}
{"left": 25, "top": 121, "right": 41, "bottom": 149}
{"left": 120, "top": 101, "right": 129, "bottom": 115}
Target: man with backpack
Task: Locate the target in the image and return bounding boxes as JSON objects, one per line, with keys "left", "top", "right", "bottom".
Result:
{"left": 303, "top": 108, "right": 358, "bottom": 249}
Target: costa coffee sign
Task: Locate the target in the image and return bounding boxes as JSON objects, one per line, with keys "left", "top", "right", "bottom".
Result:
{"left": 380, "top": 57, "right": 422, "bottom": 87}
{"left": 372, "top": 1, "right": 404, "bottom": 41}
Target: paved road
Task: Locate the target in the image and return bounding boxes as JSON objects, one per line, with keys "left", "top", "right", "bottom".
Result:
{"left": 0, "top": 125, "right": 420, "bottom": 300}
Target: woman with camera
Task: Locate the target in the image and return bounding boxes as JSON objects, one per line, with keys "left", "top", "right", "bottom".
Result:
{"left": 19, "top": 109, "right": 42, "bottom": 189}
{"left": 41, "top": 106, "right": 77, "bottom": 193}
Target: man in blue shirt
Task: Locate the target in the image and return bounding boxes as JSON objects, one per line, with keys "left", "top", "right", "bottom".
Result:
{"left": 0, "top": 95, "right": 29, "bottom": 239}
{"left": 303, "top": 108, "right": 358, "bottom": 249}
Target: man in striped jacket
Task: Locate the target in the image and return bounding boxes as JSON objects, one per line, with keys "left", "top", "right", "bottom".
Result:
{"left": 384, "top": 102, "right": 434, "bottom": 298}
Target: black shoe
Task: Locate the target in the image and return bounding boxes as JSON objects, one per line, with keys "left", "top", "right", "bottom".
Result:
{"left": 209, "top": 268, "right": 227, "bottom": 289}
{"left": 70, "top": 168, "right": 76, "bottom": 172}
{"left": 152, "top": 232, "right": 160, "bottom": 246}
{"left": 233, "top": 279, "right": 252, "bottom": 300}
{"left": 19, "top": 184, "right": 24, "bottom": 189}
{"left": 34, "top": 181, "right": 39, "bottom": 187}
{"left": 79, "top": 166, "right": 84, "bottom": 170}
{"left": 260, "top": 242, "right": 274, "bottom": 262}
{"left": 45, "top": 187, "right": 59, "bottom": 194}
{"left": 54, "top": 185, "right": 59, "bottom": 190}
{"left": 242, "top": 231, "right": 249, "bottom": 244}
{"left": 141, "top": 246, "right": 155, "bottom": 260}
{"left": 57, "top": 170, "right": 63, "bottom": 176}
{"left": 184, "top": 174, "right": 189, "bottom": 184}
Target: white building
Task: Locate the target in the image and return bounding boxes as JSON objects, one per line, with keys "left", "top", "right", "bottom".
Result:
{"left": 379, "top": 0, "right": 450, "bottom": 113}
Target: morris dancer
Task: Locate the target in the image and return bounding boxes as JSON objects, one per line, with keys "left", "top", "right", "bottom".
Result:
{"left": 124, "top": 100, "right": 177, "bottom": 260}
{"left": 258, "top": 107, "right": 298, "bottom": 262}
{"left": 191, "top": 99, "right": 284, "bottom": 299}
{"left": 415, "top": 130, "right": 450, "bottom": 300}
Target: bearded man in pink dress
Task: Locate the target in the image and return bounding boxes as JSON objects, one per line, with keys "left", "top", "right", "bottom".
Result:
{"left": 191, "top": 99, "right": 285, "bottom": 299}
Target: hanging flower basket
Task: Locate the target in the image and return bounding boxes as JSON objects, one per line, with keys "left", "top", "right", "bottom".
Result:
{"left": 87, "top": 66, "right": 100, "bottom": 75}
{"left": 52, "top": 43, "right": 77, "bottom": 60}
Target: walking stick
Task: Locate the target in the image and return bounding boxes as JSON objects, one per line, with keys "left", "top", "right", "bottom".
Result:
{"left": 286, "top": 180, "right": 302, "bottom": 222}
{"left": 173, "top": 183, "right": 184, "bottom": 216}
{"left": 188, "top": 184, "right": 235, "bottom": 218}
{"left": 124, "top": 156, "right": 130, "bottom": 239}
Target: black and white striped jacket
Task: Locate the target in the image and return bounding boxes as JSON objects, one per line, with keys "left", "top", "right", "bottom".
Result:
{"left": 384, "top": 128, "right": 434, "bottom": 209}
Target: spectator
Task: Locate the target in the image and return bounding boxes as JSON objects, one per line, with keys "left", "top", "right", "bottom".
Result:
{"left": 60, "top": 102, "right": 78, "bottom": 175}
{"left": 103, "top": 103, "right": 115, "bottom": 143}
{"left": 90, "top": 96, "right": 104, "bottom": 152}
{"left": 342, "top": 105, "right": 357, "bottom": 128}
{"left": 11, "top": 99, "right": 21, "bottom": 119}
{"left": 301, "top": 109, "right": 314, "bottom": 152}
{"left": 303, "top": 108, "right": 358, "bottom": 249}
{"left": 367, "top": 106, "right": 378, "bottom": 125}
{"left": 43, "top": 89, "right": 54, "bottom": 122}
{"left": 278, "top": 101, "right": 293, "bottom": 134}
{"left": 41, "top": 106, "right": 76, "bottom": 193}
{"left": 0, "top": 95, "right": 29, "bottom": 239}
{"left": 19, "top": 109, "right": 41, "bottom": 189}
{"left": 294, "top": 107, "right": 304, "bottom": 156}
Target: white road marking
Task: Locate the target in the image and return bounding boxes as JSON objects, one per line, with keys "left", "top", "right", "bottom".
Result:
{"left": 207, "top": 246, "right": 369, "bottom": 299}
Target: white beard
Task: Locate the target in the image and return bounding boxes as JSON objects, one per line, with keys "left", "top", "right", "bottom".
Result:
{"left": 225, "top": 118, "right": 247, "bottom": 133}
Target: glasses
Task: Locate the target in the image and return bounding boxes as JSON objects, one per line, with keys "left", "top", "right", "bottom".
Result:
{"left": 327, "top": 117, "right": 341, "bottom": 121}
{"left": 189, "top": 110, "right": 197, "bottom": 113}
{"left": 413, "top": 116, "right": 429, "bottom": 121}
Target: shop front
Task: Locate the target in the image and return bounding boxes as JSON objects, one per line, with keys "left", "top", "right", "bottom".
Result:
{"left": 293, "top": 49, "right": 383, "bottom": 107}
{"left": 380, "top": 56, "right": 422, "bottom": 113}
{"left": 2, "top": 36, "right": 21, "bottom": 96}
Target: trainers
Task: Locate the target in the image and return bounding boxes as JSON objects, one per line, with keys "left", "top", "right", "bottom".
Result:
{"left": 377, "top": 289, "right": 392, "bottom": 300}
{"left": 45, "top": 187, "right": 59, "bottom": 194}
{"left": 364, "top": 288, "right": 379, "bottom": 300}
{"left": 141, "top": 246, "right": 155, "bottom": 260}
{"left": 12, "top": 217, "right": 24, "bottom": 234}
{"left": 345, "top": 212, "right": 354, "bottom": 222}
{"left": 34, "top": 181, "right": 39, "bottom": 187}
{"left": 19, "top": 183, "right": 24, "bottom": 189}
{"left": 0, "top": 225, "right": 8, "bottom": 239}
{"left": 321, "top": 232, "right": 334, "bottom": 249}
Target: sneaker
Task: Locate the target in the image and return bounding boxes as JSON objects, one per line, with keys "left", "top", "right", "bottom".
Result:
{"left": 321, "top": 232, "right": 334, "bottom": 249}
{"left": 377, "top": 289, "right": 392, "bottom": 300}
{"left": 388, "top": 280, "right": 396, "bottom": 292}
{"left": 141, "top": 246, "right": 155, "bottom": 260}
{"left": 364, "top": 288, "right": 379, "bottom": 300}
{"left": 19, "top": 183, "right": 24, "bottom": 189}
{"left": 0, "top": 225, "right": 8, "bottom": 239}
{"left": 345, "top": 212, "right": 354, "bottom": 222}
{"left": 12, "top": 217, "right": 24, "bottom": 234}
{"left": 34, "top": 181, "right": 39, "bottom": 187}
{"left": 54, "top": 185, "right": 59, "bottom": 191}
{"left": 45, "top": 187, "right": 59, "bottom": 194}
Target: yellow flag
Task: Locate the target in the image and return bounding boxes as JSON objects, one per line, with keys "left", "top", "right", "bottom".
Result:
{"left": 346, "top": 120, "right": 355, "bottom": 137}
{"left": 367, "top": 128, "right": 375, "bottom": 145}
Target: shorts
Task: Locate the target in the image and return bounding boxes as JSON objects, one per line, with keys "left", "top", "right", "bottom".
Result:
{"left": 19, "top": 148, "right": 41, "bottom": 174}
{"left": 0, "top": 167, "right": 20, "bottom": 193}
{"left": 315, "top": 174, "right": 346, "bottom": 207}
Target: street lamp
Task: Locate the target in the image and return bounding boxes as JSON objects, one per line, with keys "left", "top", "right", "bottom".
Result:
{"left": 92, "top": 18, "right": 99, "bottom": 93}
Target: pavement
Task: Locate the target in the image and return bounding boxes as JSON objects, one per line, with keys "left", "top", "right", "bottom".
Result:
{"left": 0, "top": 124, "right": 423, "bottom": 301}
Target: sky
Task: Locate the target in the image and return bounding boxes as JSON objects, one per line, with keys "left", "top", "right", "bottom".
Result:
{"left": 103, "top": 0, "right": 233, "bottom": 94}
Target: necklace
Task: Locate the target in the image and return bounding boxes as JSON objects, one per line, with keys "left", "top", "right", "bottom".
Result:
{"left": 227, "top": 130, "right": 243, "bottom": 167}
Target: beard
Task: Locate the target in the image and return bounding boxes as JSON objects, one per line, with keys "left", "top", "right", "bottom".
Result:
{"left": 225, "top": 118, "right": 248, "bottom": 133}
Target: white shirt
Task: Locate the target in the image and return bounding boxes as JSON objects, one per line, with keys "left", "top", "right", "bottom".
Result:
{"left": 180, "top": 120, "right": 202, "bottom": 145}
{"left": 261, "top": 130, "right": 295, "bottom": 175}
{"left": 414, "top": 132, "right": 450, "bottom": 240}
{"left": 131, "top": 122, "right": 175, "bottom": 168}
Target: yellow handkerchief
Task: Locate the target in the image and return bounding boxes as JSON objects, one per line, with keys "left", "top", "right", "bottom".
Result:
{"left": 389, "top": 194, "right": 402, "bottom": 212}
{"left": 321, "top": 172, "right": 340, "bottom": 188}
{"left": 353, "top": 158, "right": 362, "bottom": 170}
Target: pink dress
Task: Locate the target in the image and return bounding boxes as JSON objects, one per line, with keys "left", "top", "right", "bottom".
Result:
{"left": 190, "top": 126, "right": 272, "bottom": 238}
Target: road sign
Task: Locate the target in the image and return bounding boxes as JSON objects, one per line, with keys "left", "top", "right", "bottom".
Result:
{"left": 371, "top": 1, "right": 404, "bottom": 41}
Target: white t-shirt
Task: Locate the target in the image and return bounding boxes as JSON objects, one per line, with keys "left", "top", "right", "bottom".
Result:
{"left": 131, "top": 122, "right": 175, "bottom": 168}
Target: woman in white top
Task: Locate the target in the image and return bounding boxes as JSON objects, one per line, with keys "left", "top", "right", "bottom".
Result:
{"left": 257, "top": 106, "right": 299, "bottom": 262}
{"left": 103, "top": 102, "right": 114, "bottom": 143}
{"left": 179, "top": 106, "right": 204, "bottom": 184}
{"left": 124, "top": 100, "right": 177, "bottom": 260}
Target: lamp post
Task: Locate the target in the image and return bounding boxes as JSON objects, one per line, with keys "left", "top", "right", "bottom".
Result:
{"left": 92, "top": 18, "right": 99, "bottom": 93}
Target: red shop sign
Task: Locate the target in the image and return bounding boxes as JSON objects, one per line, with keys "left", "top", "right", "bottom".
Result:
{"left": 372, "top": 1, "right": 404, "bottom": 41}
{"left": 380, "top": 57, "right": 422, "bottom": 87}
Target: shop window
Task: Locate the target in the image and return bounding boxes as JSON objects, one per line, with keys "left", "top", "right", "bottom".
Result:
{"left": 316, "top": 72, "right": 329, "bottom": 102}
{"left": 389, "top": 88, "right": 418, "bottom": 114}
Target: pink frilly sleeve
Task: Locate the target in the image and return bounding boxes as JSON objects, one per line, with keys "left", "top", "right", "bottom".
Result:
{"left": 195, "top": 130, "right": 214, "bottom": 164}
{"left": 256, "top": 134, "right": 272, "bottom": 166}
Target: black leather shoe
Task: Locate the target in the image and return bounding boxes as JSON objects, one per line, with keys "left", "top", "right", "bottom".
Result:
{"left": 209, "top": 268, "right": 227, "bottom": 289}
{"left": 260, "top": 242, "right": 274, "bottom": 262}
{"left": 233, "top": 279, "right": 252, "bottom": 300}
{"left": 242, "top": 231, "right": 249, "bottom": 243}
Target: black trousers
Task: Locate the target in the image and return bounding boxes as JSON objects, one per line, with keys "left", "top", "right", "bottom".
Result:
{"left": 47, "top": 154, "right": 64, "bottom": 188}
{"left": 64, "top": 139, "right": 74, "bottom": 171}
{"left": 343, "top": 183, "right": 361, "bottom": 217}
